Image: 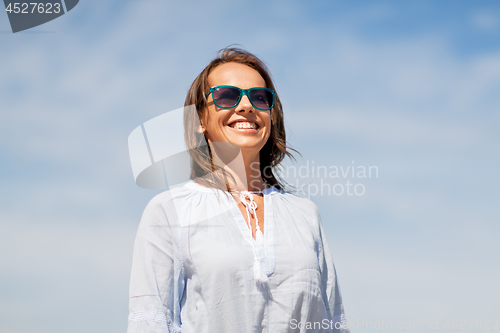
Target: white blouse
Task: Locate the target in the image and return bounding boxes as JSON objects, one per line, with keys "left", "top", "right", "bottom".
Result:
{"left": 127, "top": 181, "right": 349, "bottom": 333}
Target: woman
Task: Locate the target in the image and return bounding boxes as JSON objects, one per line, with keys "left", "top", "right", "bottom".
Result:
{"left": 127, "top": 48, "right": 349, "bottom": 333}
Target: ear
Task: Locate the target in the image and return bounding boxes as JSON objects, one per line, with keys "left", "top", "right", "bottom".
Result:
{"left": 196, "top": 125, "right": 205, "bottom": 134}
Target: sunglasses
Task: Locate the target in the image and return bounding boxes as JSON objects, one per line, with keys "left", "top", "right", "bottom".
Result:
{"left": 205, "top": 85, "right": 275, "bottom": 111}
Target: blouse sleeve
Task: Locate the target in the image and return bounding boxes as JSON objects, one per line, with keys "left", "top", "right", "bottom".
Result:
{"left": 317, "top": 212, "right": 350, "bottom": 333}
{"left": 127, "top": 195, "right": 185, "bottom": 333}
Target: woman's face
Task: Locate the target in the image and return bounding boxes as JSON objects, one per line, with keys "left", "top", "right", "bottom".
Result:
{"left": 202, "top": 62, "right": 272, "bottom": 158}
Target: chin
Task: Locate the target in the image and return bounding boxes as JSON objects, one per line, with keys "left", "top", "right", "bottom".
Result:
{"left": 235, "top": 142, "right": 266, "bottom": 154}
{"left": 224, "top": 136, "right": 261, "bottom": 148}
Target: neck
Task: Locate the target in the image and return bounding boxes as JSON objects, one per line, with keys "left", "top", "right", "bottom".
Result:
{"left": 210, "top": 143, "right": 268, "bottom": 192}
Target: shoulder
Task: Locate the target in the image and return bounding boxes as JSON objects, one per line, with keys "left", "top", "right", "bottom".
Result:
{"left": 142, "top": 188, "right": 179, "bottom": 213}
{"left": 140, "top": 182, "right": 202, "bottom": 226}
{"left": 146, "top": 181, "right": 205, "bottom": 206}
{"left": 273, "top": 189, "right": 321, "bottom": 219}
{"left": 278, "top": 191, "right": 319, "bottom": 214}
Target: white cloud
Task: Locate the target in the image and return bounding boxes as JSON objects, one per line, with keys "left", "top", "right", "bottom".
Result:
{"left": 472, "top": 11, "right": 500, "bottom": 31}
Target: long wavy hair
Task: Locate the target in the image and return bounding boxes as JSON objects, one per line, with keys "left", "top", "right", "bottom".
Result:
{"left": 184, "top": 47, "right": 298, "bottom": 191}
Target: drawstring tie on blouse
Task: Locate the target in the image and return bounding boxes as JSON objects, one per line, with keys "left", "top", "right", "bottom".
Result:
{"left": 239, "top": 191, "right": 268, "bottom": 289}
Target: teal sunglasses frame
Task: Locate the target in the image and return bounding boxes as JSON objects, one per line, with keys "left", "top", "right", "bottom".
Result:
{"left": 204, "top": 85, "right": 276, "bottom": 111}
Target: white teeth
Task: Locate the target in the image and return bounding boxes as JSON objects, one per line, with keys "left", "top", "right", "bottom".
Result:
{"left": 232, "top": 122, "right": 257, "bottom": 129}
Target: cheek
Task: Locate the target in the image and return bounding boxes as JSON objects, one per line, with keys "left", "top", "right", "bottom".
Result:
{"left": 264, "top": 115, "right": 272, "bottom": 135}
{"left": 204, "top": 110, "right": 230, "bottom": 136}
{"left": 202, "top": 109, "right": 217, "bottom": 130}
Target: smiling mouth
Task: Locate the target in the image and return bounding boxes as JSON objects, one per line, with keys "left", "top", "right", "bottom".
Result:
{"left": 228, "top": 122, "right": 259, "bottom": 129}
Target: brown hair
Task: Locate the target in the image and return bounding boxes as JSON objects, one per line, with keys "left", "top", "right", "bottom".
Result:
{"left": 184, "top": 47, "right": 298, "bottom": 191}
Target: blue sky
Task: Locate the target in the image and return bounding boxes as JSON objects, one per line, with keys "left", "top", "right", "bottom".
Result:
{"left": 1, "top": 1, "right": 499, "bottom": 332}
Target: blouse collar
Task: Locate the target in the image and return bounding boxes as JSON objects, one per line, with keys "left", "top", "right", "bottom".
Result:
{"left": 185, "top": 180, "right": 279, "bottom": 195}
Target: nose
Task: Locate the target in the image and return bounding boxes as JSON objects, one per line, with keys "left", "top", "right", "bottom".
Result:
{"left": 235, "top": 92, "right": 254, "bottom": 113}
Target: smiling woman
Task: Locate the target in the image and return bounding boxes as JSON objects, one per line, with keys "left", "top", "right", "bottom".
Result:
{"left": 202, "top": 62, "right": 273, "bottom": 166}
{"left": 127, "top": 47, "right": 350, "bottom": 333}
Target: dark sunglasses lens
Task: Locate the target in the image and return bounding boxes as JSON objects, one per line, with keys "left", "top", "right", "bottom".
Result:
{"left": 249, "top": 89, "right": 274, "bottom": 109}
{"left": 213, "top": 87, "right": 240, "bottom": 107}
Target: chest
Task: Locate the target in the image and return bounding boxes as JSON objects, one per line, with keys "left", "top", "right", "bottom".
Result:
{"left": 233, "top": 193, "right": 265, "bottom": 239}
{"left": 179, "top": 195, "right": 322, "bottom": 283}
